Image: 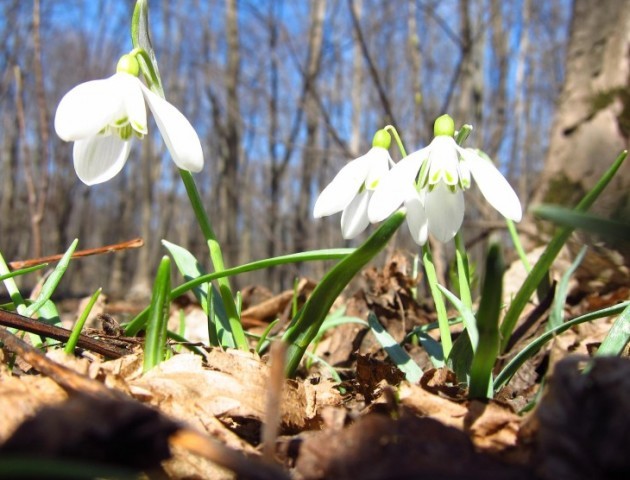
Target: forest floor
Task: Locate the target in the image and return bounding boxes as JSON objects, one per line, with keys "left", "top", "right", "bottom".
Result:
{"left": 0, "top": 252, "right": 629, "bottom": 479}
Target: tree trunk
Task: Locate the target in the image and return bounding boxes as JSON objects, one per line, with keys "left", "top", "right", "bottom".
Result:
{"left": 529, "top": 0, "right": 630, "bottom": 281}
{"left": 295, "top": 0, "right": 327, "bottom": 256}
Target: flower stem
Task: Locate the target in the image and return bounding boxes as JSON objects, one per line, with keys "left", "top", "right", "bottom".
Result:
{"left": 384, "top": 125, "right": 408, "bottom": 157}
{"left": 422, "top": 244, "right": 452, "bottom": 358}
{"left": 454, "top": 232, "right": 472, "bottom": 309}
{"left": 506, "top": 219, "right": 531, "bottom": 272}
{"left": 179, "top": 169, "right": 248, "bottom": 351}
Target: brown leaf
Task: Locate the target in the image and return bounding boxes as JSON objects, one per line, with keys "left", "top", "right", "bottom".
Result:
{"left": 533, "top": 356, "right": 630, "bottom": 479}
{"left": 286, "top": 413, "right": 532, "bottom": 480}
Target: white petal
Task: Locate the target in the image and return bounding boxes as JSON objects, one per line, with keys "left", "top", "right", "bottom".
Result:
{"left": 364, "top": 147, "right": 392, "bottom": 190}
{"left": 73, "top": 135, "right": 131, "bottom": 185}
{"left": 404, "top": 193, "right": 428, "bottom": 245}
{"left": 428, "top": 136, "right": 459, "bottom": 186}
{"left": 141, "top": 84, "right": 203, "bottom": 172}
{"left": 55, "top": 76, "right": 124, "bottom": 141}
{"left": 425, "top": 183, "right": 464, "bottom": 242}
{"left": 463, "top": 149, "right": 522, "bottom": 221}
{"left": 314, "top": 155, "right": 371, "bottom": 217}
{"left": 368, "top": 148, "right": 427, "bottom": 222}
{"left": 341, "top": 190, "right": 371, "bottom": 239}
{"left": 115, "top": 73, "right": 148, "bottom": 135}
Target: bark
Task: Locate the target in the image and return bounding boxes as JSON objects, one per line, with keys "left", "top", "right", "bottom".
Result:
{"left": 295, "top": 0, "right": 327, "bottom": 256}
{"left": 529, "top": 0, "right": 630, "bottom": 275}
{"left": 222, "top": 0, "right": 241, "bottom": 268}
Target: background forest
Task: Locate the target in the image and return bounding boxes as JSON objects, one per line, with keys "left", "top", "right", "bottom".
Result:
{"left": 0, "top": 0, "right": 613, "bottom": 300}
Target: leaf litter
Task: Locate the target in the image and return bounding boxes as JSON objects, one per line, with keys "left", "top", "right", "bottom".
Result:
{"left": 1, "top": 253, "right": 629, "bottom": 479}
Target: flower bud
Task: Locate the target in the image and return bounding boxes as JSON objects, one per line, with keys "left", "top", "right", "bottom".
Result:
{"left": 372, "top": 129, "right": 391, "bottom": 149}
{"left": 116, "top": 54, "right": 140, "bottom": 77}
{"left": 434, "top": 114, "right": 455, "bottom": 137}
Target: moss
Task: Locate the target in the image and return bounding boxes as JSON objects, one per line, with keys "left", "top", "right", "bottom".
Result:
{"left": 590, "top": 87, "right": 630, "bottom": 139}
{"left": 543, "top": 173, "right": 586, "bottom": 207}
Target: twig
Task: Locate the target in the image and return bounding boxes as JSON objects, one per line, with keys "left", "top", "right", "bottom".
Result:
{"left": 171, "top": 429, "right": 290, "bottom": 480}
{"left": 0, "top": 309, "right": 130, "bottom": 359}
{"left": 8, "top": 238, "right": 144, "bottom": 270}
{"left": 0, "top": 326, "right": 120, "bottom": 398}
{"left": 262, "top": 340, "right": 286, "bottom": 462}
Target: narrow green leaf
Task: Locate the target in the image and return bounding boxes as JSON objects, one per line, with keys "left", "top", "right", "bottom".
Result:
{"left": 423, "top": 244, "right": 452, "bottom": 357}
{"left": 469, "top": 242, "right": 503, "bottom": 399}
{"left": 368, "top": 312, "right": 423, "bottom": 383}
{"left": 0, "top": 263, "right": 48, "bottom": 282}
{"left": 547, "top": 245, "right": 587, "bottom": 331}
{"left": 596, "top": 303, "right": 630, "bottom": 357}
{"left": 533, "top": 204, "right": 630, "bottom": 240}
{"left": 143, "top": 256, "right": 171, "bottom": 372}
{"left": 282, "top": 212, "right": 405, "bottom": 376}
{"left": 25, "top": 239, "right": 78, "bottom": 318}
{"left": 256, "top": 319, "right": 280, "bottom": 355}
{"left": 131, "top": 0, "right": 164, "bottom": 96}
{"left": 494, "top": 301, "right": 630, "bottom": 390}
{"left": 65, "top": 288, "right": 102, "bottom": 355}
{"left": 124, "top": 248, "right": 353, "bottom": 336}
{"left": 162, "top": 240, "right": 234, "bottom": 348}
{"left": 416, "top": 332, "right": 445, "bottom": 368}
{"left": 500, "top": 150, "right": 627, "bottom": 352}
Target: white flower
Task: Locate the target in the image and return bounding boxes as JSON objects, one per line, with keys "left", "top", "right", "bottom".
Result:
{"left": 314, "top": 130, "right": 392, "bottom": 239}
{"left": 368, "top": 115, "right": 522, "bottom": 244}
{"left": 54, "top": 54, "right": 203, "bottom": 185}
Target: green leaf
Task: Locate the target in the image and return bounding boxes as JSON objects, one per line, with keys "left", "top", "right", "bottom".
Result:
{"left": 162, "top": 240, "right": 234, "bottom": 348}
{"left": 124, "top": 248, "right": 354, "bottom": 336}
{"left": 0, "top": 263, "right": 48, "bottom": 282}
{"left": 533, "top": 204, "right": 630, "bottom": 241}
{"left": 469, "top": 242, "right": 503, "bottom": 399}
{"left": 500, "top": 150, "right": 627, "bottom": 352}
{"left": 25, "top": 239, "right": 78, "bottom": 318}
{"left": 596, "top": 302, "right": 630, "bottom": 357}
{"left": 494, "top": 301, "right": 630, "bottom": 391}
{"left": 282, "top": 211, "right": 406, "bottom": 377}
{"left": 131, "top": 0, "right": 164, "bottom": 96}
{"left": 368, "top": 312, "right": 423, "bottom": 383}
{"left": 65, "top": 288, "right": 102, "bottom": 355}
{"left": 547, "top": 245, "right": 587, "bottom": 331}
{"left": 143, "top": 256, "right": 171, "bottom": 372}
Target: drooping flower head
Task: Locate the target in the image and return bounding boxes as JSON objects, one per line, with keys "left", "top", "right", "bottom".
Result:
{"left": 368, "top": 114, "right": 522, "bottom": 244}
{"left": 313, "top": 129, "right": 392, "bottom": 239}
{"left": 54, "top": 53, "right": 203, "bottom": 185}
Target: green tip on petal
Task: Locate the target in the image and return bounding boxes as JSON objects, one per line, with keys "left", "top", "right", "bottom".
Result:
{"left": 372, "top": 129, "right": 391, "bottom": 149}
{"left": 434, "top": 114, "right": 455, "bottom": 137}
{"left": 116, "top": 54, "right": 140, "bottom": 77}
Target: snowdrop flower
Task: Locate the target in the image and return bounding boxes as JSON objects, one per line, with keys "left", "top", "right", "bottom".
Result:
{"left": 368, "top": 114, "right": 522, "bottom": 244}
{"left": 54, "top": 54, "right": 203, "bottom": 185}
{"left": 314, "top": 130, "right": 392, "bottom": 239}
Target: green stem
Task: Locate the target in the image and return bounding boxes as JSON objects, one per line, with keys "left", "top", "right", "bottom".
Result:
{"left": 506, "top": 219, "right": 531, "bottom": 272}
{"left": 384, "top": 125, "right": 408, "bottom": 157}
{"left": 179, "top": 170, "right": 248, "bottom": 351}
{"left": 422, "top": 244, "right": 452, "bottom": 358}
{"left": 454, "top": 232, "right": 472, "bottom": 308}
